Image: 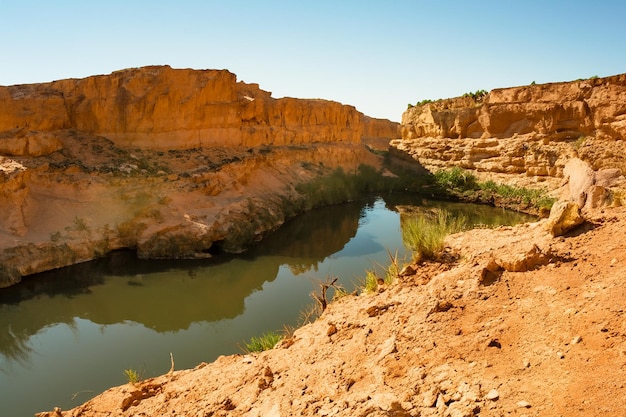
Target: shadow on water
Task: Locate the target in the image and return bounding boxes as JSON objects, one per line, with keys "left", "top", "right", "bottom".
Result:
{"left": 0, "top": 196, "right": 374, "bottom": 366}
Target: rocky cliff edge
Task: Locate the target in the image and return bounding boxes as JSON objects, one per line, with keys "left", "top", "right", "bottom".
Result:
{"left": 0, "top": 66, "right": 399, "bottom": 287}
{"left": 392, "top": 74, "right": 626, "bottom": 194}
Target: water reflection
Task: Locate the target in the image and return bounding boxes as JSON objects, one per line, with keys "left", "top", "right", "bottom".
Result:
{"left": 0, "top": 197, "right": 370, "bottom": 367}
{"left": 0, "top": 195, "right": 534, "bottom": 416}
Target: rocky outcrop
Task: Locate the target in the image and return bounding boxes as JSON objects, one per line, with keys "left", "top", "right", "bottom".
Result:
{"left": 392, "top": 74, "right": 626, "bottom": 189}
{"left": 0, "top": 66, "right": 398, "bottom": 153}
{"left": 0, "top": 66, "right": 398, "bottom": 287}
{"left": 0, "top": 136, "right": 383, "bottom": 288}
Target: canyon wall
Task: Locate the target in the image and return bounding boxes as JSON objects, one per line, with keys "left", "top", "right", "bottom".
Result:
{"left": 0, "top": 66, "right": 398, "bottom": 287}
{"left": 393, "top": 74, "right": 626, "bottom": 184}
{"left": 0, "top": 65, "right": 399, "bottom": 153}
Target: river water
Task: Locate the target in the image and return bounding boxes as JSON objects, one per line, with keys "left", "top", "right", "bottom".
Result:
{"left": 0, "top": 195, "right": 534, "bottom": 416}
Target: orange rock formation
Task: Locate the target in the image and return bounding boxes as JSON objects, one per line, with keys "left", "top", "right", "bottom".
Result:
{"left": 0, "top": 66, "right": 399, "bottom": 287}
{"left": 393, "top": 74, "right": 626, "bottom": 183}
{"left": 0, "top": 65, "right": 398, "bottom": 153}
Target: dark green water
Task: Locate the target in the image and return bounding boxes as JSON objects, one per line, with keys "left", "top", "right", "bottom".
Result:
{"left": 0, "top": 195, "right": 534, "bottom": 416}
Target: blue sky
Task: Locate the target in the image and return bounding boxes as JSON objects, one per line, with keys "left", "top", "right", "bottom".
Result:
{"left": 1, "top": 1, "right": 624, "bottom": 122}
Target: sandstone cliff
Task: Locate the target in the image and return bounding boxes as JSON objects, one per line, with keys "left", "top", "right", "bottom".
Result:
{"left": 392, "top": 74, "right": 626, "bottom": 189}
{"left": 0, "top": 66, "right": 399, "bottom": 287}
{"left": 0, "top": 65, "right": 398, "bottom": 153}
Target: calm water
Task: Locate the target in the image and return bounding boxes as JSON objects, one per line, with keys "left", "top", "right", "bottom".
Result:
{"left": 0, "top": 195, "right": 534, "bottom": 416}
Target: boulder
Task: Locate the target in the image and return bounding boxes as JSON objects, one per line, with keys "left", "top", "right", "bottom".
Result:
{"left": 496, "top": 244, "right": 552, "bottom": 272}
{"left": 562, "top": 158, "right": 595, "bottom": 207}
{"left": 545, "top": 201, "right": 584, "bottom": 237}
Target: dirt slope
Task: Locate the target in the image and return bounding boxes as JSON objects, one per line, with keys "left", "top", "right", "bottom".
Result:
{"left": 39, "top": 205, "right": 626, "bottom": 417}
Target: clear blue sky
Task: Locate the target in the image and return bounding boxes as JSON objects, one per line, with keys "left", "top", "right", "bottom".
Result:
{"left": 1, "top": 0, "right": 624, "bottom": 122}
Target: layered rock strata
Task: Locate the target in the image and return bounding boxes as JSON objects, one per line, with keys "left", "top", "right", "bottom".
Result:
{"left": 0, "top": 65, "right": 398, "bottom": 153}
{"left": 0, "top": 66, "right": 399, "bottom": 287}
{"left": 392, "top": 74, "right": 626, "bottom": 190}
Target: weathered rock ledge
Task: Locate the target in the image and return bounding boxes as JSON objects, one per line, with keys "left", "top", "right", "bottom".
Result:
{"left": 0, "top": 66, "right": 399, "bottom": 287}
{"left": 392, "top": 74, "right": 626, "bottom": 192}
{"left": 0, "top": 65, "right": 398, "bottom": 152}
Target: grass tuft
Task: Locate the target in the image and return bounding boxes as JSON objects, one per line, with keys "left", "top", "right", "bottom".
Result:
{"left": 243, "top": 331, "right": 283, "bottom": 353}
{"left": 402, "top": 209, "right": 468, "bottom": 262}
{"left": 123, "top": 368, "right": 140, "bottom": 384}
{"left": 360, "top": 270, "right": 380, "bottom": 294}
{"left": 434, "top": 167, "right": 478, "bottom": 192}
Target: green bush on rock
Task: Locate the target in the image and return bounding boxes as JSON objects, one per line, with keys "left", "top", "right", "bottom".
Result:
{"left": 431, "top": 167, "right": 556, "bottom": 214}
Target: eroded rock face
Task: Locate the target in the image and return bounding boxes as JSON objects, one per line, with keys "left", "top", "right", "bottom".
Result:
{"left": 393, "top": 74, "right": 626, "bottom": 186}
{"left": 0, "top": 66, "right": 398, "bottom": 152}
{"left": 0, "top": 66, "right": 398, "bottom": 287}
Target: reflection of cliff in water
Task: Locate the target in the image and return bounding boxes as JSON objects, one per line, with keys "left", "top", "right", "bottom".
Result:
{"left": 242, "top": 198, "right": 366, "bottom": 273}
{"left": 0, "top": 198, "right": 365, "bottom": 363}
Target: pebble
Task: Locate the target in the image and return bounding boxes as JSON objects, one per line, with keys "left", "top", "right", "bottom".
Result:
{"left": 557, "top": 351, "right": 565, "bottom": 359}
{"left": 485, "top": 389, "right": 499, "bottom": 401}
{"left": 517, "top": 400, "right": 531, "bottom": 408}
{"left": 422, "top": 388, "right": 439, "bottom": 407}
{"left": 571, "top": 335, "right": 582, "bottom": 345}
{"left": 522, "top": 359, "right": 531, "bottom": 368}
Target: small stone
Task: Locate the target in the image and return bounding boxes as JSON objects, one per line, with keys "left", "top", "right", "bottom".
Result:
{"left": 610, "top": 258, "right": 618, "bottom": 266}
{"left": 377, "top": 335, "right": 397, "bottom": 361}
{"left": 422, "top": 387, "right": 439, "bottom": 407}
{"left": 401, "top": 401, "right": 414, "bottom": 410}
{"left": 522, "top": 359, "right": 531, "bottom": 368}
{"left": 435, "top": 393, "right": 446, "bottom": 408}
{"left": 485, "top": 389, "right": 499, "bottom": 401}
{"left": 557, "top": 351, "right": 565, "bottom": 359}
{"left": 517, "top": 400, "right": 531, "bottom": 408}
{"left": 399, "top": 264, "right": 416, "bottom": 276}
{"left": 571, "top": 335, "right": 582, "bottom": 345}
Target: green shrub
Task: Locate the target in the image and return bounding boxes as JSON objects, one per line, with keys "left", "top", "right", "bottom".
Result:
{"left": 402, "top": 209, "right": 468, "bottom": 262}
{"left": 50, "top": 231, "right": 63, "bottom": 242}
{"left": 571, "top": 136, "right": 586, "bottom": 149}
{"left": 296, "top": 164, "right": 420, "bottom": 209}
{"left": 415, "top": 99, "right": 434, "bottom": 106}
{"left": 243, "top": 331, "right": 282, "bottom": 353}
{"left": 478, "top": 181, "right": 556, "bottom": 211}
{"left": 434, "top": 167, "right": 478, "bottom": 191}
{"left": 462, "top": 89, "right": 488, "bottom": 101}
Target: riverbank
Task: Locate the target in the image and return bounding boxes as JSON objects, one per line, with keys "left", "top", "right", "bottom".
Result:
{"left": 0, "top": 66, "right": 400, "bottom": 287}
{"left": 37, "top": 202, "right": 626, "bottom": 416}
